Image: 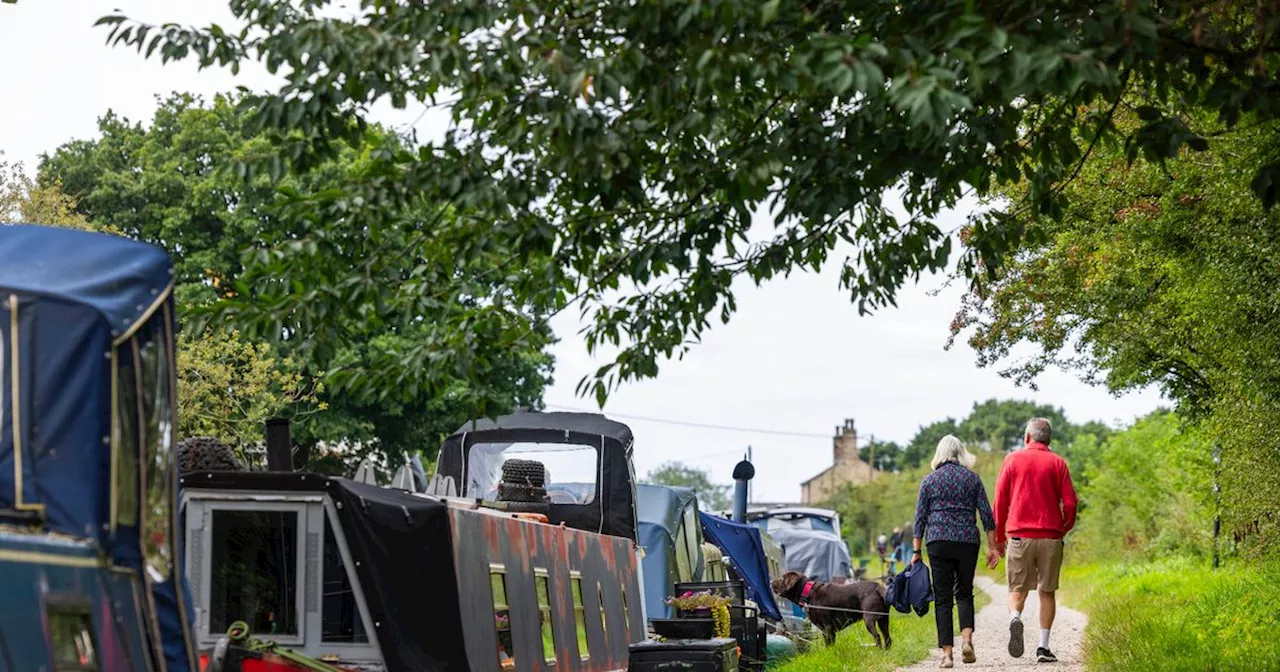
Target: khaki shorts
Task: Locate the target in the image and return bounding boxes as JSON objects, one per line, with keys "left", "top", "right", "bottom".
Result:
{"left": 1006, "top": 537, "right": 1064, "bottom": 592}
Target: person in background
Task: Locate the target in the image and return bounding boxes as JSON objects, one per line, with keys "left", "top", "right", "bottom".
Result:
{"left": 912, "top": 435, "right": 999, "bottom": 668}
{"left": 888, "top": 526, "right": 905, "bottom": 574}
{"left": 898, "top": 520, "right": 914, "bottom": 566}
{"left": 994, "top": 417, "right": 1078, "bottom": 664}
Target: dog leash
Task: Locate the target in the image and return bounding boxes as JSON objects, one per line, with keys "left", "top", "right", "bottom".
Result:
{"left": 801, "top": 603, "right": 896, "bottom": 618}
{"left": 798, "top": 571, "right": 1007, "bottom": 619}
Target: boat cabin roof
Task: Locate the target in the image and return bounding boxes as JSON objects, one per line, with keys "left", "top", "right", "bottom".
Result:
{"left": 0, "top": 224, "right": 172, "bottom": 330}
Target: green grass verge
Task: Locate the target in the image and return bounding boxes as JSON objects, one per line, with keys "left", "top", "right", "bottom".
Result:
{"left": 1063, "top": 557, "right": 1280, "bottom": 671}
{"left": 775, "top": 589, "right": 991, "bottom": 671}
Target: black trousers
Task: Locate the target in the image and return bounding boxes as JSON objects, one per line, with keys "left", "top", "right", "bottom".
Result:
{"left": 926, "top": 540, "right": 979, "bottom": 647}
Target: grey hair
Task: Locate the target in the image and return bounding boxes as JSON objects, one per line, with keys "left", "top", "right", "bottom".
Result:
{"left": 1026, "top": 417, "right": 1053, "bottom": 444}
{"left": 931, "top": 435, "right": 976, "bottom": 470}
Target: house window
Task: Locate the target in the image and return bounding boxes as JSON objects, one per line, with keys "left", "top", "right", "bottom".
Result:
{"left": 535, "top": 570, "right": 556, "bottom": 664}
{"left": 490, "top": 566, "right": 514, "bottom": 669}
{"left": 47, "top": 606, "right": 99, "bottom": 671}
{"left": 209, "top": 509, "right": 299, "bottom": 636}
{"left": 321, "top": 516, "right": 368, "bottom": 643}
{"left": 570, "top": 573, "right": 588, "bottom": 660}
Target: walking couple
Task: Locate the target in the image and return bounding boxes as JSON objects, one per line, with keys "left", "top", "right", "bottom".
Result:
{"left": 910, "top": 418, "right": 1078, "bottom": 667}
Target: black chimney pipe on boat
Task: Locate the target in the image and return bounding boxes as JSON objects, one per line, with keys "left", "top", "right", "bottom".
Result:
{"left": 732, "top": 458, "right": 755, "bottom": 523}
{"left": 265, "top": 418, "right": 292, "bottom": 472}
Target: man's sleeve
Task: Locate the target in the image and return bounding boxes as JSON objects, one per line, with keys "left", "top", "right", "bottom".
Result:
{"left": 1061, "top": 461, "right": 1078, "bottom": 533}
{"left": 994, "top": 456, "right": 1011, "bottom": 545}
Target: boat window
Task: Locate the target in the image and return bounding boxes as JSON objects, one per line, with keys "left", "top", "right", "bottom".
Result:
{"left": 209, "top": 509, "right": 299, "bottom": 636}
{"left": 673, "top": 524, "right": 693, "bottom": 582}
{"left": 597, "top": 584, "right": 608, "bottom": 641}
{"left": 570, "top": 573, "right": 588, "bottom": 660}
{"left": 321, "top": 516, "right": 368, "bottom": 643}
{"left": 47, "top": 605, "right": 99, "bottom": 671}
{"left": 490, "top": 567, "right": 514, "bottom": 669}
{"left": 114, "top": 350, "right": 139, "bottom": 528}
{"left": 137, "top": 333, "right": 175, "bottom": 582}
{"left": 682, "top": 504, "right": 702, "bottom": 579}
{"left": 467, "top": 442, "right": 598, "bottom": 504}
{"left": 534, "top": 570, "right": 556, "bottom": 664}
{"left": 765, "top": 515, "right": 836, "bottom": 535}
{"left": 620, "top": 586, "right": 631, "bottom": 641}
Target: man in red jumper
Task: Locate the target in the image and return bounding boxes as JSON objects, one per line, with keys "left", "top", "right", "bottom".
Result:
{"left": 994, "top": 417, "right": 1077, "bottom": 664}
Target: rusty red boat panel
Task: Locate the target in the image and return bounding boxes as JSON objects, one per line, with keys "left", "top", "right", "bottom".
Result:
{"left": 449, "top": 507, "right": 642, "bottom": 672}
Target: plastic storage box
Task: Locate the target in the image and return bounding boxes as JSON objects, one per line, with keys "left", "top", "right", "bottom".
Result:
{"left": 629, "top": 638, "right": 740, "bottom": 671}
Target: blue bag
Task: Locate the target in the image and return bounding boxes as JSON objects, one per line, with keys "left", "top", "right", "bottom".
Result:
{"left": 887, "top": 561, "right": 934, "bottom": 616}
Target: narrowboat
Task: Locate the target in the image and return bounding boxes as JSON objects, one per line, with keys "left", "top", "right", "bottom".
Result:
{"left": 0, "top": 224, "right": 648, "bottom": 672}
{"left": 0, "top": 224, "right": 200, "bottom": 672}
{"left": 181, "top": 469, "right": 643, "bottom": 671}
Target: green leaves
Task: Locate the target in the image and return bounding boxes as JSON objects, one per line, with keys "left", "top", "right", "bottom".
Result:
{"left": 38, "top": 93, "right": 554, "bottom": 467}
{"left": 956, "top": 103, "right": 1280, "bottom": 546}
{"left": 1251, "top": 162, "right": 1280, "bottom": 210}
{"left": 93, "top": 0, "right": 1280, "bottom": 407}
{"left": 759, "top": 0, "right": 780, "bottom": 26}
{"left": 1136, "top": 105, "right": 1162, "bottom": 121}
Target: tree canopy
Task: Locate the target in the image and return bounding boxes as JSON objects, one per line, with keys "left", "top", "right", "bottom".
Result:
{"left": 35, "top": 94, "right": 555, "bottom": 468}
{"left": 4, "top": 154, "right": 328, "bottom": 462}
{"left": 892, "top": 398, "right": 1109, "bottom": 470}
{"left": 953, "top": 101, "right": 1280, "bottom": 542}
{"left": 176, "top": 329, "right": 326, "bottom": 457}
{"left": 643, "top": 461, "right": 732, "bottom": 511}
{"left": 95, "top": 0, "right": 1280, "bottom": 406}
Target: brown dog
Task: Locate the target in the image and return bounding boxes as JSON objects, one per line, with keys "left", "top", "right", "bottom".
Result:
{"left": 772, "top": 571, "right": 891, "bottom": 648}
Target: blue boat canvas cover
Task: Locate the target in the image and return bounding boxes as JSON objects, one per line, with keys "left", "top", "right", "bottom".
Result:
{"left": 767, "top": 526, "right": 853, "bottom": 582}
{"left": 636, "top": 483, "right": 702, "bottom": 619}
{"left": 698, "top": 512, "right": 783, "bottom": 620}
{"left": 0, "top": 224, "right": 196, "bottom": 671}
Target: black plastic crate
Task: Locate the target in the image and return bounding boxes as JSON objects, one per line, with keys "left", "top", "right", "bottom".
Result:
{"left": 729, "top": 606, "right": 763, "bottom": 672}
{"left": 629, "top": 638, "right": 740, "bottom": 672}
{"left": 673, "top": 580, "right": 747, "bottom": 605}
{"left": 652, "top": 617, "right": 716, "bottom": 640}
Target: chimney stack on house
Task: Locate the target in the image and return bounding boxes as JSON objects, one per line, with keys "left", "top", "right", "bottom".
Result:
{"left": 833, "top": 418, "right": 858, "bottom": 465}
{"left": 801, "top": 417, "right": 878, "bottom": 504}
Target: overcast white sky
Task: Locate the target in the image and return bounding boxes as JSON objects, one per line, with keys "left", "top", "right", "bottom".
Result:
{"left": 0, "top": 1, "right": 1165, "bottom": 501}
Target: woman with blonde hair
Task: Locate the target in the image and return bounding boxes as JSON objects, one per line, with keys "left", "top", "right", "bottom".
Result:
{"left": 910, "top": 435, "right": 998, "bottom": 668}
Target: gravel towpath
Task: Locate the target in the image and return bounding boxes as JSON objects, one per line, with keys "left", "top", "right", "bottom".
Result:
{"left": 896, "top": 577, "right": 1087, "bottom": 671}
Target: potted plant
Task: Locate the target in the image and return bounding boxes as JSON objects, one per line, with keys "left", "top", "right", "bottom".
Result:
{"left": 666, "top": 591, "right": 731, "bottom": 639}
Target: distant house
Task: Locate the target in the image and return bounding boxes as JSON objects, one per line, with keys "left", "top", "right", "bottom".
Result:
{"left": 801, "top": 419, "right": 877, "bottom": 504}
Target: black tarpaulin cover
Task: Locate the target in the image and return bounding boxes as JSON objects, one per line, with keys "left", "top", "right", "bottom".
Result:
{"left": 448, "top": 410, "right": 633, "bottom": 444}
{"left": 182, "top": 472, "right": 468, "bottom": 671}
{"left": 437, "top": 410, "right": 638, "bottom": 540}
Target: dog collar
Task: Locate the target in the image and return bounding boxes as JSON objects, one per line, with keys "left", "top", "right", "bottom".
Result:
{"left": 798, "top": 580, "right": 815, "bottom": 605}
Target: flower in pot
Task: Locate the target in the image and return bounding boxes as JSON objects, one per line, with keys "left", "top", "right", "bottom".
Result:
{"left": 665, "top": 591, "right": 731, "bottom": 638}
